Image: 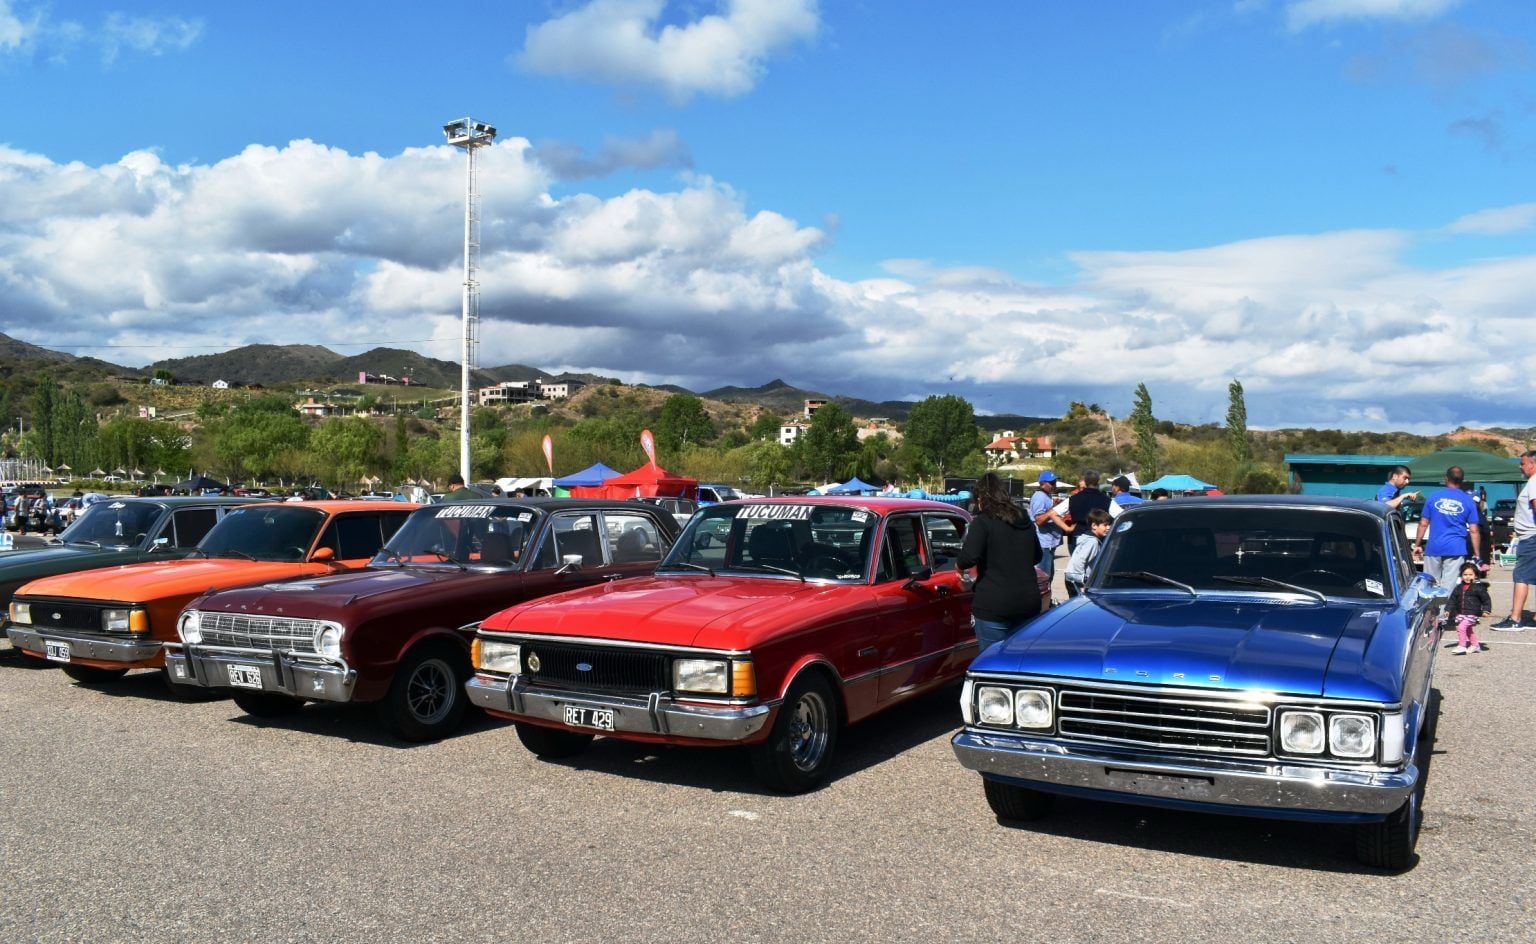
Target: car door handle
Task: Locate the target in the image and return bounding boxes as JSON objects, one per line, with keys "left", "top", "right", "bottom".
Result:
{"left": 603, "top": 572, "right": 623, "bottom": 581}
{"left": 858, "top": 646, "right": 878, "bottom": 658}
{"left": 937, "top": 585, "right": 951, "bottom": 597}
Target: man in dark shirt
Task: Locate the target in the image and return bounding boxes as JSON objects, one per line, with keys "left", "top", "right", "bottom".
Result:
{"left": 444, "top": 473, "right": 480, "bottom": 501}
{"left": 1066, "top": 469, "right": 1111, "bottom": 552}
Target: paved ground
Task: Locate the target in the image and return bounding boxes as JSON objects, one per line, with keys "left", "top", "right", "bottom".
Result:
{"left": 2, "top": 569, "right": 1534, "bottom": 943}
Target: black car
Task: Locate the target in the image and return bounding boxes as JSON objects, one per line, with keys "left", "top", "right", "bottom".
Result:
{"left": 1489, "top": 499, "right": 1517, "bottom": 549}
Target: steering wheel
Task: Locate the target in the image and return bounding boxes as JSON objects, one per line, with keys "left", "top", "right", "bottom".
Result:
{"left": 805, "top": 553, "right": 846, "bottom": 577}
{"left": 1286, "top": 568, "right": 1353, "bottom": 587}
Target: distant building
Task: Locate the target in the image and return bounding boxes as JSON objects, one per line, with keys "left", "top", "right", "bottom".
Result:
{"left": 537, "top": 380, "right": 584, "bottom": 400}
{"left": 296, "top": 397, "right": 335, "bottom": 418}
{"left": 478, "top": 381, "right": 536, "bottom": 406}
{"left": 804, "top": 398, "right": 827, "bottom": 418}
{"left": 212, "top": 380, "right": 229, "bottom": 390}
{"left": 137, "top": 406, "right": 158, "bottom": 419}
{"left": 983, "top": 431, "right": 1056, "bottom": 468}
{"left": 856, "top": 419, "right": 901, "bottom": 443}
{"left": 780, "top": 422, "right": 809, "bottom": 446}
{"left": 358, "top": 371, "right": 413, "bottom": 386}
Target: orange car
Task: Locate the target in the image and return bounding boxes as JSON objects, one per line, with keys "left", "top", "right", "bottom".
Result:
{"left": 6, "top": 501, "right": 416, "bottom": 695}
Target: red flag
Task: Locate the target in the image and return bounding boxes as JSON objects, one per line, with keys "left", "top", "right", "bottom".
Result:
{"left": 640, "top": 428, "right": 656, "bottom": 464}
{"left": 541, "top": 434, "right": 553, "bottom": 474}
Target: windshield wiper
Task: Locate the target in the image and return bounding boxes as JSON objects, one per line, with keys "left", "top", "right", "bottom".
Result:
{"left": 1212, "top": 575, "right": 1326, "bottom": 603}
{"left": 1107, "top": 570, "right": 1196, "bottom": 596}
{"left": 185, "top": 548, "right": 209, "bottom": 558}
{"left": 216, "top": 549, "right": 255, "bottom": 560}
{"left": 377, "top": 548, "right": 406, "bottom": 568}
{"left": 68, "top": 539, "right": 102, "bottom": 548}
{"left": 428, "top": 547, "right": 467, "bottom": 571}
{"left": 732, "top": 562, "right": 806, "bottom": 582}
{"left": 660, "top": 560, "right": 715, "bottom": 576}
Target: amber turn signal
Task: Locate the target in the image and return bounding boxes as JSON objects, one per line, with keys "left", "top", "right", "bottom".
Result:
{"left": 732, "top": 660, "right": 757, "bottom": 698}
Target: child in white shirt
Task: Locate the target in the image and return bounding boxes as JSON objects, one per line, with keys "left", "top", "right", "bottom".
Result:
{"left": 1064, "top": 508, "right": 1112, "bottom": 597}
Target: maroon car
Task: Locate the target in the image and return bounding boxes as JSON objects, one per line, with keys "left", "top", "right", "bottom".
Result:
{"left": 163, "top": 499, "right": 680, "bottom": 741}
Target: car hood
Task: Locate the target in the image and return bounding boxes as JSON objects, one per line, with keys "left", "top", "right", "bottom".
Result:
{"left": 1, "top": 543, "right": 133, "bottom": 573}
{"left": 190, "top": 566, "right": 490, "bottom": 617}
{"left": 480, "top": 575, "right": 863, "bottom": 650}
{"left": 973, "top": 594, "right": 1386, "bottom": 698}
{"left": 17, "top": 558, "right": 325, "bottom": 604}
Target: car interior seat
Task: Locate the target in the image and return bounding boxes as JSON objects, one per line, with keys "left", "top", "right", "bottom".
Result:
{"left": 746, "top": 523, "right": 798, "bottom": 569}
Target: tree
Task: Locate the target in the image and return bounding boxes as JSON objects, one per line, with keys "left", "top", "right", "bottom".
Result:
{"left": 748, "top": 412, "right": 782, "bottom": 441}
{"left": 309, "top": 417, "right": 385, "bottom": 489}
{"left": 799, "top": 402, "right": 859, "bottom": 482}
{"left": 744, "top": 440, "right": 791, "bottom": 493}
{"left": 28, "top": 374, "right": 57, "bottom": 464}
{"left": 1226, "top": 378, "right": 1250, "bottom": 472}
{"left": 656, "top": 394, "right": 716, "bottom": 454}
{"left": 1130, "top": 383, "right": 1160, "bottom": 481}
{"left": 204, "top": 402, "right": 309, "bottom": 483}
{"left": 903, "top": 394, "right": 978, "bottom": 480}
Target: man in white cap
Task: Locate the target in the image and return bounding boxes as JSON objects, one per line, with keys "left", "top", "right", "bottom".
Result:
{"left": 1029, "top": 470, "right": 1073, "bottom": 580}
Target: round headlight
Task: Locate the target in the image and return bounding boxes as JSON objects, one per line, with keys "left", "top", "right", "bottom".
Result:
{"left": 1329, "top": 713, "right": 1376, "bottom": 758}
{"left": 315, "top": 623, "right": 343, "bottom": 660}
{"left": 1280, "top": 710, "right": 1325, "bottom": 754}
{"left": 977, "top": 686, "right": 1014, "bottom": 726}
{"left": 178, "top": 610, "right": 202, "bottom": 645}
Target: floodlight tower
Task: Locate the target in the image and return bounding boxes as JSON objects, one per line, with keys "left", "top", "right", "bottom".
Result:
{"left": 442, "top": 116, "right": 497, "bottom": 484}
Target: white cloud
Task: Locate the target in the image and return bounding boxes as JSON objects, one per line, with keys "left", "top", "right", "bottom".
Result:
{"left": 1286, "top": 0, "right": 1462, "bottom": 31}
{"left": 518, "top": 0, "right": 820, "bottom": 102}
{"left": 532, "top": 129, "right": 692, "bottom": 180}
{"left": 0, "top": 0, "right": 41, "bottom": 51}
{"left": 100, "top": 11, "right": 201, "bottom": 64}
{"left": 0, "top": 2, "right": 201, "bottom": 63}
{"left": 5, "top": 141, "right": 1536, "bottom": 430}
{"left": 1447, "top": 202, "right": 1536, "bottom": 235}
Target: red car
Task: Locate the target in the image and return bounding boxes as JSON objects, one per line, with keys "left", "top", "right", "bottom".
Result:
{"left": 467, "top": 497, "right": 976, "bottom": 792}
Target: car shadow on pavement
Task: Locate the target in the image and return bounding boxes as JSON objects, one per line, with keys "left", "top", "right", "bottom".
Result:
{"left": 0, "top": 646, "right": 60, "bottom": 669}
{"left": 988, "top": 687, "right": 1445, "bottom": 875}
{"left": 225, "top": 701, "right": 513, "bottom": 748}
{"left": 526, "top": 682, "right": 966, "bottom": 797}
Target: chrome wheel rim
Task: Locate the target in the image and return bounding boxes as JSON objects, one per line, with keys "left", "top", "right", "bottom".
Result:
{"left": 406, "top": 658, "right": 455, "bottom": 724}
{"left": 787, "top": 690, "right": 830, "bottom": 772}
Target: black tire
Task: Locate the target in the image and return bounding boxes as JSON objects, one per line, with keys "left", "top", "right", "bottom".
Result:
{"left": 1356, "top": 793, "right": 1419, "bottom": 872}
{"left": 60, "top": 663, "right": 128, "bottom": 684}
{"left": 749, "top": 672, "right": 840, "bottom": 793}
{"left": 1417, "top": 690, "right": 1440, "bottom": 744}
{"left": 377, "top": 645, "right": 469, "bottom": 743}
{"left": 515, "top": 721, "right": 594, "bottom": 759}
{"left": 983, "top": 777, "right": 1056, "bottom": 821}
{"left": 231, "top": 689, "right": 305, "bottom": 718}
{"left": 160, "top": 665, "right": 223, "bottom": 702}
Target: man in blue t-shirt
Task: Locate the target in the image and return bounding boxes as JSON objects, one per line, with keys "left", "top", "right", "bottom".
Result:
{"left": 1111, "top": 476, "right": 1143, "bottom": 507}
{"left": 1414, "top": 466, "right": 1482, "bottom": 586}
{"left": 1374, "top": 465, "right": 1421, "bottom": 511}
{"left": 1030, "top": 471, "right": 1073, "bottom": 579}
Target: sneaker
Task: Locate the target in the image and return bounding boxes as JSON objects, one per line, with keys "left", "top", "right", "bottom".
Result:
{"left": 1490, "top": 618, "right": 1528, "bottom": 632}
{"left": 1452, "top": 645, "right": 1468, "bottom": 655}
{"left": 1467, "top": 643, "right": 1481, "bottom": 653}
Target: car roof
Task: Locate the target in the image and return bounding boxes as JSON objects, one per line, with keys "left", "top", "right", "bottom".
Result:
{"left": 141, "top": 496, "right": 270, "bottom": 507}
{"left": 432, "top": 497, "right": 680, "bottom": 514}
{"left": 715, "top": 495, "right": 966, "bottom": 514}
{"left": 281, "top": 500, "right": 419, "bottom": 513}
{"left": 1123, "top": 494, "right": 1396, "bottom": 520}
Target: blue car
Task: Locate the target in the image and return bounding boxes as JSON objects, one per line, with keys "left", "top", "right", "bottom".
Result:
{"left": 952, "top": 496, "right": 1446, "bottom": 871}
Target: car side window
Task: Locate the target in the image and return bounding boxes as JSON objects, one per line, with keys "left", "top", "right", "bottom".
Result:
{"left": 172, "top": 508, "right": 218, "bottom": 547}
{"left": 531, "top": 512, "right": 605, "bottom": 568}
{"left": 381, "top": 512, "right": 409, "bottom": 542}
{"left": 923, "top": 514, "right": 966, "bottom": 571}
{"left": 605, "top": 512, "right": 663, "bottom": 563}
{"left": 876, "top": 516, "right": 925, "bottom": 582}
{"left": 321, "top": 514, "right": 386, "bottom": 559}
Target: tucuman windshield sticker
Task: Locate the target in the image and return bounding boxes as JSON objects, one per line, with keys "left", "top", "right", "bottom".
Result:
{"left": 738, "top": 504, "right": 815, "bottom": 521}
{"left": 1365, "top": 579, "right": 1384, "bottom": 595}
{"left": 109, "top": 502, "right": 126, "bottom": 509}
{"left": 435, "top": 505, "right": 494, "bottom": 519}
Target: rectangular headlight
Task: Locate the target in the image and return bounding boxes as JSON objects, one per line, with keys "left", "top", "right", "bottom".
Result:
{"left": 102, "top": 608, "right": 146, "bottom": 633}
{"left": 474, "top": 638, "right": 521, "bottom": 674}
{"left": 1279, "top": 710, "right": 1325, "bottom": 754}
{"left": 1014, "top": 689, "right": 1053, "bottom": 729}
{"left": 1329, "top": 713, "right": 1377, "bottom": 759}
{"left": 674, "top": 658, "right": 729, "bottom": 694}
{"left": 8, "top": 602, "right": 30, "bottom": 625}
{"left": 977, "top": 686, "right": 1014, "bottom": 726}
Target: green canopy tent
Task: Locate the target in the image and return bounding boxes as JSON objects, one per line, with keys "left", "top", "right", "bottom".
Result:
{"left": 1407, "top": 445, "right": 1523, "bottom": 504}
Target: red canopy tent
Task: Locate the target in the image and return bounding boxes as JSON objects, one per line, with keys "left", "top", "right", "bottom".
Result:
{"left": 573, "top": 462, "right": 698, "bottom": 500}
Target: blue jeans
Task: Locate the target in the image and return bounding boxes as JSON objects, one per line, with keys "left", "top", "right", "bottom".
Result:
{"left": 974, "top": 616, "right": 1033, "bottom": 654}
{"left": 1038, "top": 545, "right": 1057, "bottom": 579}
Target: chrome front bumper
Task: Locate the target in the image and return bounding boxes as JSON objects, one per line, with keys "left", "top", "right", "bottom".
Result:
{"left": 466, "top": 674, "right": 774, "bottom": 741}
{"left": 164, "top": 645, "right": 356, "bottom": 702}
{"left": 952, "top": 729, "right": 1418, "bottom": 819}
{"left": 5, "top": 625, "right": 162, "bottom": 663}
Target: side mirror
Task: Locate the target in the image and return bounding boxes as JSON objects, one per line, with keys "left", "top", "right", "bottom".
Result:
{"left": 902, "top": 566, "right": 934, "bottom": 590}
{"left": 310, "top": 546, "right": 336, "bottom": 563}
{"left": 556, "top": 553, "right": 584, "bottom": 575}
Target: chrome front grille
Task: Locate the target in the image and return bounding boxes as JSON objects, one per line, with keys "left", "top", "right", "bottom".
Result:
{"left": 197, "top": 611, "right": 320, "bottom": 654}
{"left": 1057, "top": 687, "right": 1273, "bottom": 756}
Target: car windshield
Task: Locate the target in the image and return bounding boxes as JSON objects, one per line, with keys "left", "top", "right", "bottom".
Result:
{"left": 712, "top": 486, "right": 744, "bottom": 501}
{"left": 373, "top": 504, "right": 538, "bottom": 568}
{"left": 59, "top": 501, "right": 161, "bottom": 548}
{"left": 660, "top": 502, "right": 878, "bottom": 581}
{"left": 198, "top": 506, "right": 327, "bottom": 562}
{"left": 1095, "top": 506, "right": 1394, "bottom": 600}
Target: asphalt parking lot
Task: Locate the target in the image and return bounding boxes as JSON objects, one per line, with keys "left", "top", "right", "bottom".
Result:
{"left": 2, "top": 567, "right": 1534, "bottom": 944}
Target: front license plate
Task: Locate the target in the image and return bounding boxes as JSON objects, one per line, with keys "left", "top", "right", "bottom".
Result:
{"left": 227, "top": 665, "right": 265, "bottom": 690}
{"left": 1105, "top": 769, "right": 1214, "bottom": 800}
{"left": 44, "top": 640, "right": 70, "bottom": 663}
{"left": 563, "top": 705, "right": 614, "bottom": 731}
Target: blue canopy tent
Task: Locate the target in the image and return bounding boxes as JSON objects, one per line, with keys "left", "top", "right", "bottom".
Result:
{"left": 552, "top": 462, "right": 622, "bottom": 488}
{"left": 1138, "top": 474, "right": 1217, "bottom": 493}
{"left": 825, "top": 477, "right": 880, "bottom": 494}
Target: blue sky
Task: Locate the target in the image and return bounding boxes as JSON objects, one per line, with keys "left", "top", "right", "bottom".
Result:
{"left": 2, "top": 0, "right": 1534, "bottom": 432}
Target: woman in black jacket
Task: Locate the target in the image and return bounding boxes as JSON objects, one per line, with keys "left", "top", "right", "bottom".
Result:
{"left": 957, "top": 472, "right": 1043, "bottom": 652}
{"left": 1445, "top": 561, "right": 1491, "bottom": 654}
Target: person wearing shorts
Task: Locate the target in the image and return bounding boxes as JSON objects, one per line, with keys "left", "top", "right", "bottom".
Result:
{"left": 1493, "top": 451, "right": 1536, "bottom": 631}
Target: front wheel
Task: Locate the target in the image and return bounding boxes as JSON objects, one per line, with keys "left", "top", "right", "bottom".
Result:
{"left": 749, "top": 673, "right": 839, "bottom": 793}
{"left": 983, "top": 777, "right": 1056, "bottom": 821}
{"left": 60, "top": 664, "right": 128, "bottom": 684}
{"left": 1356, "top": 793, "right": 1419, "bottom": 871}
{"left": 231, "top": 690, "right": 305, "bottom": 718}
{"left": 377, "top": 646, "right": 469, "bottom": 742}
{"left": 515, "top": 721, "right": 594, "bottom": 759}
